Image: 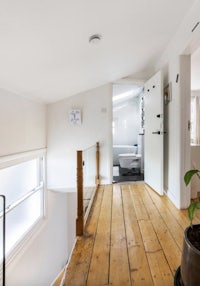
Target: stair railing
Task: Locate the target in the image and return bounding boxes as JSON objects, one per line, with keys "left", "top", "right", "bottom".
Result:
{"left": 76, "top": 150, "right": 84, "bottom": 236}
{"left": 76, "top": 142, "right": 100, "bottom": 236}
{"left": 95, "top": 142, "right": 100, "bottom": 186}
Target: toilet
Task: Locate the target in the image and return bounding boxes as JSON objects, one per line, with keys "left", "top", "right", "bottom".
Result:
{"left": 118, "top": 153, "right": 141, "bottom": 170}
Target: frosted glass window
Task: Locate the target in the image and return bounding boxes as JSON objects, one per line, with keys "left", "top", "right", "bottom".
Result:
{"left": 0, "top": 156, "right": 44, "bottom": 267}
{"left": 0, "top": 213, "right": 2, "bottom": 284}
{"left": 0, "top": 195, "right": 5, "bottom": 286}
{"left": 0, "top": 215, "right": 3, "bottom": 260}
{"left": 0, "top": 198, "right": 2, "bottom": 261}
{"left": 5, "top": 190, "right": 43, "bottom": 255}
{"left": 0, "top": 159, "right": 39, "bottom": 207}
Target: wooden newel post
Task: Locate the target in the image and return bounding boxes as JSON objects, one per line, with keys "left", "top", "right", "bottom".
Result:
{"left": 95, "top": 142, "right": 100, "bottom": 186}
{"left": 76, "top": 150, "right": 84, "bottom": 236}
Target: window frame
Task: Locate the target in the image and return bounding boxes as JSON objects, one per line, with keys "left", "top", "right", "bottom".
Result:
{"left": 0, "top": 148, "right": 47, "bottom": 264}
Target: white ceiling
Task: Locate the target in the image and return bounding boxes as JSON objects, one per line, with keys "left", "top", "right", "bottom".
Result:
{"left": 0, "top": 0, "right": 198, "bottom": 103}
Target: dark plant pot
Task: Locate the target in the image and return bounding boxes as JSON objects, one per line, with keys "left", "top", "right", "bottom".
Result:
{"left": 181, "top": 224, "right": 200, "bottom": 285}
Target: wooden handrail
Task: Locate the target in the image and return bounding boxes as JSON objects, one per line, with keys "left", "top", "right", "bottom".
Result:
{"left": 95, "top": 142, "right": 100, "bottom": 186}
{"left": 76, "top": 150, "right": 84, "bottom": 236}
{"left": 76, "top": 142, "right": 100, "bottom": 236}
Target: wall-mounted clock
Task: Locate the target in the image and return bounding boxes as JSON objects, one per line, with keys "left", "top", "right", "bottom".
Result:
{"left": 69, "top": 109, "right": 81, "bottom": 125}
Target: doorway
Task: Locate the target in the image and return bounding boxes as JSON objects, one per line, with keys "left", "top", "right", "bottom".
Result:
{"left": 112, "top": 84, "right": 144, "bottom": 183}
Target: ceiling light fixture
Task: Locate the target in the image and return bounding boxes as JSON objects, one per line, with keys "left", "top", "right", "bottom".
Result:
{"left": 89, "top": 34, "right": 102, "bottom": 44}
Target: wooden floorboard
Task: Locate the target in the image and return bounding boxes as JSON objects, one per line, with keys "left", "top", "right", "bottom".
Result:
{"left": 87, "top": 185, "right": 112, "bottom": 286}
{"left": 109, "top": 184, "right": 131, "bottom": 286}
{"left": 140, "top": 185, "right": 181, "bottom": 275}
{"left": 64, "top": 182, "right": 188, "bottom": 286}
{"left": 121, "top": 185, "right": 153, "bottom": 285}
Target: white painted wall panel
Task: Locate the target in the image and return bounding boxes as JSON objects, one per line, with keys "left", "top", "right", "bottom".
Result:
{"left": 0, "top": 89, "right": 46, "bottom": 156}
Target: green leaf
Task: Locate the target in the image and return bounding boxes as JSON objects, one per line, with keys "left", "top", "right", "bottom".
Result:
{"left": 188, "top": 201, "right": 200, "bottom": 225}
{"left": 184, "top": 170, "right": 200, "bottom": 186}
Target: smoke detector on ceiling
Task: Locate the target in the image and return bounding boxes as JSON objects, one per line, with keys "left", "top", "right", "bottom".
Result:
{"left": 89, "top": 34, "right": 102, "bottom": 44}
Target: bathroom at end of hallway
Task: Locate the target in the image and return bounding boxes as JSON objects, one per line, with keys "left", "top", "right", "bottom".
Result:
{"left": 112, "top": 83, "right": 144, "bottom": 183}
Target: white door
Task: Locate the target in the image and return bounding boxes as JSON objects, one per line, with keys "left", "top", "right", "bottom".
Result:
{"left": 144, "top": 71, "right": 163, "bottom": 195}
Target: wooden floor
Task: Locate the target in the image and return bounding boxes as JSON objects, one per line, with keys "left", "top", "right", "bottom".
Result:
{"left": 64, "top": 182, "right": 192, "bottom": 286}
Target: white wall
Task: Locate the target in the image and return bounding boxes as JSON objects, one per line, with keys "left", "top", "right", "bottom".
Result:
{"left": 47, "top": 84, "right": 113, "bottom": 188}
{"left": 163, "top": 55, "right": 191, "bottom": 209}
{"left": 0, "top": 89, "right": 46, "bottom": 156}
{"left": 6, "top": 189, "right": 76, "bottom": 286}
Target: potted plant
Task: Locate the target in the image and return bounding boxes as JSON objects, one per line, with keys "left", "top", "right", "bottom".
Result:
{"left": 178, "top": 170, "right": 200, "bottom": 285}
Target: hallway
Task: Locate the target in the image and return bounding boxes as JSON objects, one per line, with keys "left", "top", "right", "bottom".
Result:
{"left": 64, "top": 183, "right": 190, "bottom": 286}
